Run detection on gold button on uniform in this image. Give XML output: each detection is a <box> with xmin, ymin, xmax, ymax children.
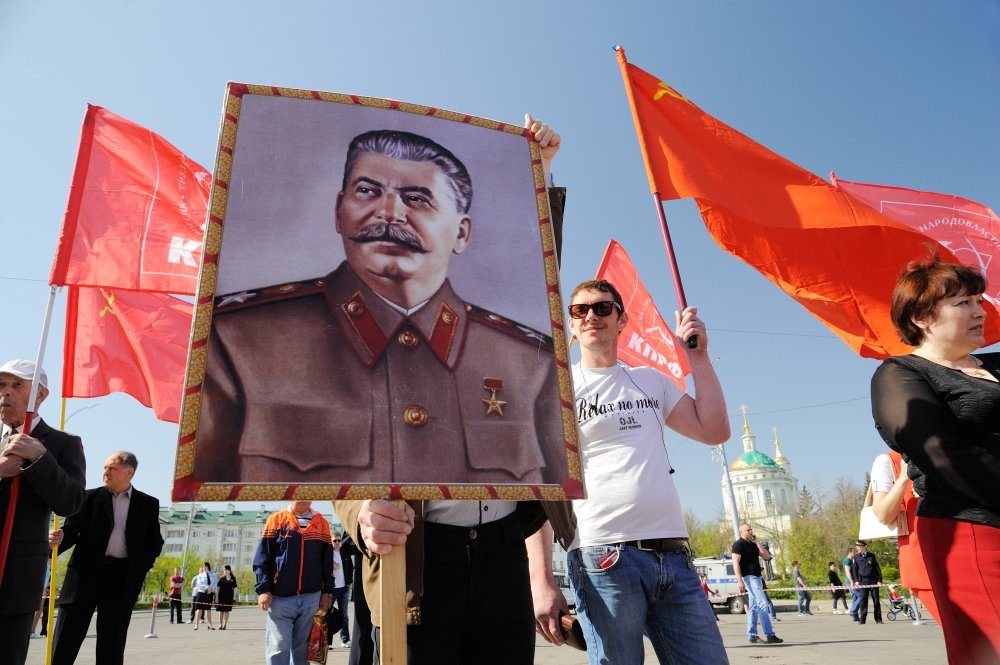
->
<box><xmin>403</xmin><ymin>405</ymin><xmax>429</xmax><ymax>428</ymax></box>
<box><xmin>441</xmin><ymin>311</ymin><xmax>456</xmax><ymax>325</ymax></box>
<box><xmin>397</xmin><ymin>330</ymin><xmax>419</xmax><ymax>348</ymax></box>
<box><xmin>346</xmin><ymin>301</ymin><xmax>364</xmax><ymax>317</ymax></box>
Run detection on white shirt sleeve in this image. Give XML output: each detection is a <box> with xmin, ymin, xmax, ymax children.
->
<box><xmin>869</xmin><ymin>454</ymin><xmax>895</xmax><ymax>493</ymax></box>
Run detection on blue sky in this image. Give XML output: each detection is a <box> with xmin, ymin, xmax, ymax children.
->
<box><xmin>2</xmin><ymin>1</ymin><xmax>998</xmax><ymax>523</ymax></box>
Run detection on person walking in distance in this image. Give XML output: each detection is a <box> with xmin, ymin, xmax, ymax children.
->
<box><xmin>731</xmin><ymin>524</ymin><xmax>783</xmax><ymax>645</ymax></box>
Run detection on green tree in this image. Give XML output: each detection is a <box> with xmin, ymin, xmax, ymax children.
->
<box><xmin>145</xmin><ymin>554</ymin><xmax>183</xmax><ymax>598</ymax></box>
<box><xmin>797</xmin><ymin>485</ymin><xmax>817</xmax><ymax>517</ymax></box>
<box><xmin>786</xmin><ymin>478</ymin><xmax>868</xmax><ymax>588</ymax></box>
<box><xmin>684</xmin><ymin>509</ymin><xmax>731</xmax><ymax>559</ymax></box>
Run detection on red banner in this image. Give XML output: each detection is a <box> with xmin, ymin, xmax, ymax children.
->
<box><xmin>595</xmin><ymin>240</ymin><xmax>690</xmax><ymax>389</ymax></box>
<box><xmin>615</xmin><ymin>50</ymin><xmax>1000</xmax><ymax>358</ymax></box>
<box><xmin>49</xmin><ymin>105</ymin><xmax>211</xmax><ymax>294</ymax></box>
<box><xmin>63</xmin><ymin>286</ymin><xmax>192</xmax><ymax>423</ymax></box>
<box><xmin>832</xmin><ymin>175</ymin><xmax>1000</xmax><ymax>303</ymax></box>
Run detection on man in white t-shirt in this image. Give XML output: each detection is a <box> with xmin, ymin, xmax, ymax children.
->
<box><xmin>566</xmin><ymin>279</ymin><xmax>731</xmax><ymax>665</ymax></box>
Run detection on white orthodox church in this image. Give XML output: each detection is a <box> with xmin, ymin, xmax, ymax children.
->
<box><xmin>721</xmin><ymin>405</ymin><xmax>799</xmax><ymax>544</ymax></box>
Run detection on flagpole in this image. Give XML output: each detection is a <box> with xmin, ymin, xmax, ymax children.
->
<box><xmin>42</xmin><ymin>399</ymin><xmax>69</xmax><ymax>665</ymax></box>
<box><xmin>0</xmin><ymin>285</ymin><xmax>58</xmax><ymax>583</ymax></box>
<box><xmin>615</xmin><ymin>45</ymin><xmax>697</xmax><ymax>348</ymax></box>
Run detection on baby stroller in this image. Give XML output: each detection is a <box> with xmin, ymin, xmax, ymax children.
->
<box><xmin>885</xmin><ymin>585</ymin><xmax>919</xmax><ymax>621</ymax></box>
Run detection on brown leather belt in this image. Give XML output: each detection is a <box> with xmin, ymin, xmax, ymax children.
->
<box><xmin>620</xmin><ymin>538</ymin><xmax>688</xmax><ymax>552</ymax></box>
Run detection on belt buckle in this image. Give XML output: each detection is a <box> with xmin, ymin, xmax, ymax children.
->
<box><xmin>635</xmin><ymin>539</ymin><xmax>656</xmax><ymax>552</ymax></box>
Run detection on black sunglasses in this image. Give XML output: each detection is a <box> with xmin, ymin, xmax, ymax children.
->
<box><xmin>568</xmin><ymin>301</ymin><xmax>622</xmax><ymax>319</ymax></box>
<box><xmin>333</xmin><ymin>539</ymin><xmax>342</xmax><ymax>543</ymax></box>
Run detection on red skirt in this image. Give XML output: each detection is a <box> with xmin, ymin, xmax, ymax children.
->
<box><xmin>918</xmin><ymin>517</ymin><xmax>1000</xmax><ymax>664</ymax></box>
<box><xmin>898</xmin><ymin>494</ymin><xmax>939</xmax><ymax>620</ymax></box>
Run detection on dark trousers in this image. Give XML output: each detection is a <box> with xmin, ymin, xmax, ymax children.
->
<box><xmin>52</xmin><ymin>560</ymin><xmax>133</xmax><ymax>665</ymax></box>
<box><xmin>170</xmin><ymin>595</ymin><xmax>184</xmax><ymax>623</ymax></box>
<box><xmin>0</xmin><ymin>612</ymin><xmax>34</xmax><ymax>665</ymax></box>
<box><xmin>331</xmin><ymin>586</ymin><xmax>351</xmax><ymax>644</ymax></box>
<box><xmin>52</xmin><ymin>600</ymin><xmax>133</xmax><ymax>665</ymax></box>
<box><xmin>857</xmin><ymin>584</ymin><xmax>882</xmax><ymax>623</ymax></box>
<box><xmin>40</xmin><ymin>597</ymin><xmax>50</xmax><ymax>635</ymax></box>
<box><xmin>375</xmin><ymin>512</ymin><xmax>534</xmax><ymax>665</ymax></box>
<box><xmin>349</xmin><ymin>581</ymin><xmax>375</xmax><ymax>665</ymax></box>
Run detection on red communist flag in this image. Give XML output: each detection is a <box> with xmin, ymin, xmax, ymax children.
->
<box><xmin>616</xmin><ymin>49</ymin><xmax>1000</xmax><ymax>358</ymax></box>
<box><xmin>63</xmin><ymin>286</ymin><xmax>193</xmax><ymax>423</ymax></box>
<box><xmin>595</xmin><ymin>240</ymin><xmax>690</xmax><ymax>389</ymax></box>
<box><xmin>50</xmin><ymin>105</ymin><xmax>211</xmax><ymax>294</ymax></box>
<box><xmin>832</xmin><ymin>175</ymin><xmax>1000</xmax><ymax>304</ymax></box>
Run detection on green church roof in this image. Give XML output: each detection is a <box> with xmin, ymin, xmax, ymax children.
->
<box><xmin>731</xmin><ymin>450</ymin><xmax>780</xmax><ymax>470</ymax></box>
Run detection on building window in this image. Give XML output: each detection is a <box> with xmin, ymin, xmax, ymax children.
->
<box><xmin>764</xmin><ymin>489</ymin><xmax>773</xmax><ymax>506</ymax></box>
<box><xmin>745</xmin><ymin>491</ymin><xmax>755</xmax><ymax>508</ymax></box>
<box><xmin>224</xmin><ymin>530</ymin><xmax>237</xmax><ymax>538</ymax></box>
<box><xmin>223</xmin><ymin>543</ymin><xmax>236</xmax><ymax>552</ymax></box>
<box><xmin>166</xmin><ymin>529</ymin><xmax>184</xmax><ymax>539</ymax></box>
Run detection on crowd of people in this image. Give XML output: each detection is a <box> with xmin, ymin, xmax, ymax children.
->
<box><xmin>2</xmin><ymin>110</ymin><xmax>998</xmax><ymax>665</ymax></box>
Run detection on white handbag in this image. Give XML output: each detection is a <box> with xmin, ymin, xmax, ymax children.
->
<box><xmin>858</xmin><ymin>478</ymin><xmax>909</xmax><ymax>541</ymax></box>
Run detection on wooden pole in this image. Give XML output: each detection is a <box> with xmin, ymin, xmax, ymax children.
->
<box><xmin>379</xmin><ymin>543</ymin><xmax>407</xmax><ymax>663</ymax></box>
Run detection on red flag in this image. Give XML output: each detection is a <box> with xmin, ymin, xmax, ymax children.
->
<box><xmin>49</xmin><ymin>105</ymin><xmax>211</xmax><ymax>294</ymax></box>
<box><xmin>595</xmin><ymin>240</ymin><xmax>690</xmax><ymax>389</ymax></box>
<box><xmin>63</xmin><ymin>286</ymin><xmax>192</xmax><ymax>422</ymax></box>
<box><xmin>616</xmin><ymin>50</ymin><xmax>1000</xmax><ymax>358</ymax></box>
<box><xmin>832</xmin><ymin>176</ymin><xmax>1000</xmax><ymax>303</ymax></box>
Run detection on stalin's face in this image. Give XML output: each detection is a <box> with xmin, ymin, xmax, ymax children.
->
<box><xmin>336</xmin><ymin>152</ymin><xmax>472</xmax><ymax>308</ymax></box>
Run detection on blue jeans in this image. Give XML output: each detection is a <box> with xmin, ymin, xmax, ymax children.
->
<box><xmin>331</xmin><ymin>586</ymin><xmax>350</xmax><ymax>643</ymax></box>
<box><xmin>849</xmin><ymin>587</ymin><xmax>862</xmax><ymax>618</ymax></box>
<box><xmin>568</xmin><ymin>545</ymin><xmax>728</xmax><ymax>665</ymax></box>
<box><xmin>796</xmin><ymin>589</ymin><xmax>812</xmax><ymax>613</ymax></box>
<box><xmin>742</xmin><ymin>575</ymin><xmax>776</xmax><ymax>639</ymax></box>
<box><xmin>265</xmin><ymin>591</ymin><xmax>321</xmax><ymax>665</ymax></box>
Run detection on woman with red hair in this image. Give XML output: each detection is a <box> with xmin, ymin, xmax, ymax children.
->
<box><xmin>871</xmin><ymin>254</ymin><xmax>1000</xmax><ymax>664</ymax></box>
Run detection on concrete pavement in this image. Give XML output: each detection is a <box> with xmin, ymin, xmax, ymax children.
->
<box><xmin>25</xmin><ymin>600</ymin><xmax>946</xmax><ymax>664</ymax></box>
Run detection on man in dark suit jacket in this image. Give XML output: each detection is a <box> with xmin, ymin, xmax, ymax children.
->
<box><xmin>49</xmin><ymin>451</ymin><xmax>163</xmax><ymax>665</ymax></box>
<box><xmin>0</xmin><ymin>359</ymin><xmax>86</xmax><ymax>665</ymax></box>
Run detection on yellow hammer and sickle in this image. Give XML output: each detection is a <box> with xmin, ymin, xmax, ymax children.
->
<box><xmin>99</xmin><ymin>290</ymin><xmax>117</xmax><ymax>318</ymax></box>
<box><xmin>653</xmin><ymin>81</ymin><xmax>690</xmax><ymax>103</ymax></box>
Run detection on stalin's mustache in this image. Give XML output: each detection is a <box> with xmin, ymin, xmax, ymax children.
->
<box><xmin>350</xmin><ymin>223</ymin><xmax>427</xmax><ymax>253</ymax></box>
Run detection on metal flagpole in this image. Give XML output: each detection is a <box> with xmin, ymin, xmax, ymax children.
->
<box><xmin>615</xmin><ymin>45</ymin><xmax>698</xmax><ymax>349</ymax></box>
<box><xmin>712</xmin><ymin>443</ymin><xmax>742</xmax><ymax>542</ymax></box>
<box><xmin>0</xmin><ymin>285</ymin><xmax>58</xmax><ymax>583</ymax></box>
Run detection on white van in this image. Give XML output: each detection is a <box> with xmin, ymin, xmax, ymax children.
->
<box><xmin>694</xmin><ymin>557</ymin><xmax>746</xmax><ymax>614</ymax></box>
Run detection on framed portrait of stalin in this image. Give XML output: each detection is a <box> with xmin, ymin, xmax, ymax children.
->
<box><xmin>172</xmin><ymin>83</ymin><xmax>584</xmax><ymax>502</ymax></box>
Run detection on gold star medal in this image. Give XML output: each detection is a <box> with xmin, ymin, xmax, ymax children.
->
<box><xmin>482</xmin><ymin>377</ymin><xmax>507</xmax><ymax>417</ymax></box>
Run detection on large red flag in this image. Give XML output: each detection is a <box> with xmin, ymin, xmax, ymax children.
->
<box><xmin>49</xmin><ymin>105</ymin><xmax>211</xmax><ymax>294</ymax></box>
<box><xmin>63</xmin><ymin>286</ymin><xmax>192</xmax><ymax>422</ymax></box>
<box><xmin>832</xmin><ymin>175</ymin><xmax>1000</xmax><ymax>303</ymax></box>
<box><xmin>616</xmin><ymin>49</ymin><xmax>1000</xmax><ymax>358</ymax></box>
<box><xmin>595</xmin><ymin>240</ymin><xmax>690</xmax><ymax>389</ymax></box>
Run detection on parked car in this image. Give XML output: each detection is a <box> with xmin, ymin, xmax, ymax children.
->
<box><xmin>694</xmin><ymin>557</ymin><xmax>745</xmax><ymax>614</ymax></box>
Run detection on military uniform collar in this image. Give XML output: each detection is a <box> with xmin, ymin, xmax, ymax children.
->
<box><xmin>325</xmin><ymin>262</ymin><xmax>467</xmax><ymax>370</ymax></box>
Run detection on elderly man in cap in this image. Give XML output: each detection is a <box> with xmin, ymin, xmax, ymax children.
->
<box><xmin>0</xmin><ymin>359</ymin><xmax>86</xmax><ymax>664</ymax></box>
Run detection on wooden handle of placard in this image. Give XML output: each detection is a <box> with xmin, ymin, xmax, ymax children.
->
<box><xmin>379</xmin><ymin>541</ymin><xmax>407</xmax><ymax>663</ymax></box>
